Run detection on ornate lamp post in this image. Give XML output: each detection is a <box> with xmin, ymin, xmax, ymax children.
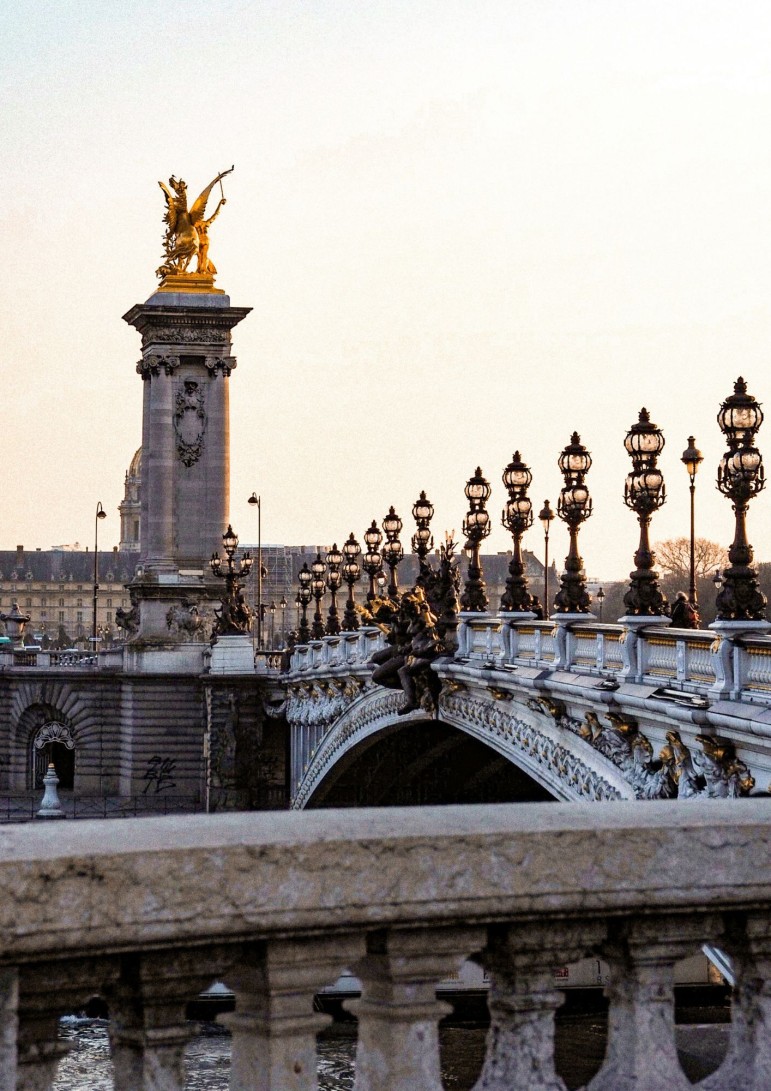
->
<box><xmin>310</xmin><ymin>553</ymin><xmax>326</xmax><ymax>638</ymax></box>
<box><xmin>715</xmin><ymin>377</ymin><xmax>767</xmax><ymax>621</ymax></box>
<box><xmin>325</xmin><ymin>544</ymin><xmax>343</xmax><ymax>635</ymax></box>
<box><xmin>342</xmin><ymin>533</ymin><xmax>362</xmax><ymax>631</ymax></box>
<box><xmin>597</xmin><ymin>587</ymin><xmax>605</xmax><ymax>619</ymax></box>
<box><xmin>362</xmin><ymin>521</ymin><xmax>383</xmax><ymax>603</ymax></box>
<box><xmin>554</xmin><ymin>434</ymin><xmax>593</xmax><ymax>614</ymax></box>
<box><xmin>209</xmin><ymin>524</ymin><xmax>254</xmax><ymax>636</ymax></box>
<box><xmin>296</xmin><ymin>563</ymin><xmax>312</xmax><ymax>643</ymax></box>
<box><xmin>460</xmin><ymin>467</ymin><xmax>492</xmax><ymax>612</ymax></box>
<box><xmin>411</xmin><ymin>491</ymin><xmax>435</xmax><ymax>569</ymax></box>
<box><xmin>382</xmin><ymin>507</ymin><xmax>404</xmax><ymax>599</ymax></box>
<box><xmin>500</xmin><ymin>452</ymin><xmax>534</xmax><ymax>612</ymax></box>
<box><xmin>539</xmin><ymin>500</ymin><xmax>555</xmax><ymax>613</ymax></box>
<box><xmin>681</xmin><ymin>437</ymin><xmax>703</xmax><ymax>605</ymax></box>
<box><xmin>279</xmin><ymin>594</ymin><xmax>287</xmax><ymax>646</ymax></box>
<box><xmin>622</xmin><ymin>408</ymin><xmax>668</xmax><ymax>617</ymax></box>
<box><xmin>268</xmin><ymin>601</ymin><xmax>276</xmax><ymax>646</ymax></box>
<box><xmin>92</xmin><ymin>501</ymin><xmax>107</xmax><ymax>650</ymax></box>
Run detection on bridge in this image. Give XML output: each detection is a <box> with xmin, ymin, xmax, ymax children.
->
<box><xmin>284</xmin><ymin>614</ymin><xmax>771</xmax><ymax>810</ymax></box>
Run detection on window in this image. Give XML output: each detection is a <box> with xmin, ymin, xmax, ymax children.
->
<box><xmin>58</xmin><ymin>611</ymin><xmax>64</xmax><ymax>622</ymax></box>
<box><xmin>76</xmin><ymin>611</ymin><xmax>83</xmax><ymax>623</ymax></box>
<box><xmin>58</xmin><ymin>598</ymin><xmax>64</xmax><ymax>607</ymax></box>
<box><xmin>77</xmin><ymin>585</ymin><xmax>82</xmax><ymax>591</ymax></box>
<box><xmin>41</xmin><ymin>597</ymin><xmax>47</xmax><ymax>607</ymax></box>
<box><xmin>76</xmin><ymin>598</ymin><xmax>83</xmax><ymax>608</ymax></box>
<box><xmin>25</xmin><ymin>598</ymin><xmax>32</xmax><ymax>608</ymax></box>
<box><xmin>106</xmin><ymin>598</ymin><xmax>112</xmax><ymax>607</ymax></box>
<box><xmin>41</xmin><ymin>610</ymin><xmax>47</xmax><ymax>619</ymax></box>
<box><xmin>106</xmin><ymin>612</ymin><xmax>112</xmax><ymax>623</ymax></box>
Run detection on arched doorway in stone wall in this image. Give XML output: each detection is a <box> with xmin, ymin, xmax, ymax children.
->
<box><xmin>30</xmin><ymin>722</ymin><xmax>75</xmax><ymax>791</ymax></box>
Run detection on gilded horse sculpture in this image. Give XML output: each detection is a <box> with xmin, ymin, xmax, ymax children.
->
<box><xmin>156</xmin><ymin>166</ymin><xmax>234</xmax><ymax>279</ymax></box>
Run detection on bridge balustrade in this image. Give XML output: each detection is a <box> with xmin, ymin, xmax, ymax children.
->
<box><xmin>0</xmin><ymin>801</ymin><xmax>768</xmax><ymax>1089</ymax></box>
<box><xmin>454</xmin><ymin>615</ymin><xmax>771</xmax><ymax>704</ymax></box>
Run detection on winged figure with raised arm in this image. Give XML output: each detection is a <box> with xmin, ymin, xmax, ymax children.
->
<box><xmin>156</xmin><ymin>166</ymin><xmax>234</xmax><ymax>280</ymax></box>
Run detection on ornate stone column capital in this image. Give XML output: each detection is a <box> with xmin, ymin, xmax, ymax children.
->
<box><xmin>204</xmin><ymin>355</ymin><xmax>237</xmax><ymax>378</ymax></box>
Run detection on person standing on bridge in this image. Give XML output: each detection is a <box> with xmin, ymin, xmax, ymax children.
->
<box><xmin>671</xmin><ymin>591</ymin><xmax>700</xmax><ymax>629</ymax></box>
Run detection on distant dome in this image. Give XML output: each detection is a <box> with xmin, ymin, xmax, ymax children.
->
<box><xmin>128</xmin><ymin>447</ymin><xmax>142</xmax><ymax>478</ymax></box>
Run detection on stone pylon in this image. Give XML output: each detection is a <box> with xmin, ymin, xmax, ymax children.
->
<box><xmin>122</xmin><ymin>285</ymin><xmax>251</xmax><ymax>667</ymax></box>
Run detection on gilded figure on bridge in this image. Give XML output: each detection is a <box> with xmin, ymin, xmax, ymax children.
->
<box><xmin>156</xmin><ymin>167</ymin><xmax>234</xmax><ymax>280</ymax></box>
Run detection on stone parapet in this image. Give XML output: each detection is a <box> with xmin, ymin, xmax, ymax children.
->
<box><xmin>0</xmin><ymin>801</ymin><xmax>769</xmax><ymax>1088</ymax></box>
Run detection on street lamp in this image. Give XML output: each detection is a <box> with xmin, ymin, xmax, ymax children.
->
<box><xmin>681</xmin><ymin>436</ymin><xmax>703</xmax><ymax>605</ymax></box>
<box><xmin>297</xmin><ymin>563</ymin><xmax>312</xmax><ymax>643</ymax></box>
<box><xmin>715</xmin><ymin>377</ymin><xmax>767</xmax><ymax>621</ymax></box>
<box><xmin>500</xmin><ymin>452</ymin><xmax>534</xmax><ymax>612</ymax></box>
<box><xmin>622</xmin><ymin>408</ymin><xmax>668</xmax><ymax>617</ymax></box>
<box><xmin>460</xmin><ymin>467</ymin><xmax>492</xmax><ymax>612</ymax></box>
<box><xmin>209</xmin><ymin>524</ymin><xmax>254</xmax><ymax>635</ymax></box>
<box><xmin>597</xmin><ymin>587</ymin><xmax>605</xmax><ymax>619</ymax></box>
<box><xmin>382</xmin><ymin>507</ymin><xmax>404</xmax><ymax>599</ymax></box>
<box><xmin>325</xmin><ymin>544</ymin><xmax>343</xmax><ymax>635</ymax></box>
<box><xmin>247</xmin><ymin>493</ymin><xmax>263</xmax><ymax>648</ymax></box>
<box><xmin>268</xmin><ymin>600</ymin><xmax>276</xmax><ymax>647</ymax></box>
<box><xmin>279</xmin><ymin>594</ymin><xmax>287</xmax><ymax>646</ymax></box>
<box><xmin>310</xmin><ymin>553</ymin><xmax>326</xmax><ymax>638</ymax></box>
<box><xmin>92</xmin><ymin>501</ymin><xmax>107</xmax><ymax>650</ymax></box>
<box><xmin>539</xmin><ymin>500</ymin><xmax>555</xmax><ymax>614</ymax></box>
<box><xmin>342</xmin><ymin>532</ymin><xmax>362</xmax><ymax>631</ymax></box>
<box><xmin>411</xmin><ymin>490</ymin><xmax>434</xmax><ymax>572</ymax></box>
<box><xmin>554</xmin><ymin>433</ymin><xmax>593</xmax><ymax>614</ymax></box>
<box><xmin>362</xmin><ymin>521</ymin><xmax>383</xmax><ymax>603</ymax></box>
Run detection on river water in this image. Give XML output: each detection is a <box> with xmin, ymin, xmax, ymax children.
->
<box><xmin>52</xmin><ymin>1015</ymin><xmax>728</xmax><ymax>1090</ymax></box>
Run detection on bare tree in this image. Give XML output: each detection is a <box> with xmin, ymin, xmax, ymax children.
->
<box><xmin>653</xmin><ymin>537</ymin><xmax>728</xmax><ymax>579</ymax></box>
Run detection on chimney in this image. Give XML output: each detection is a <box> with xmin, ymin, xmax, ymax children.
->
<box><xmin>15</xmin><ymin>545</ymin><xmax>23</xmax><ymax>564</ymax></box>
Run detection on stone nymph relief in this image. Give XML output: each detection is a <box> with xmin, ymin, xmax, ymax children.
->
<box><xmin>174</xmin><ymin>379</ymin><xmax>207</xmax><ymax>466</ymax></box>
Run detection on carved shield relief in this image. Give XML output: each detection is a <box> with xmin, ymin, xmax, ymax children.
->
<box><xmin>174</xmin><ymin>380</ymin><xmax>207</xmax><ymax>467</ymax></box>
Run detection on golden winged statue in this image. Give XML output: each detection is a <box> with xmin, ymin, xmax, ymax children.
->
<box><xmin>156</xmin><ymin>167</ymin><xmax>234</xmax><ymax>282</ymax></box>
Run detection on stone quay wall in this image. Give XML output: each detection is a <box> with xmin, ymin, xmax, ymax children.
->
<box><xmin>0</xmin><ymin>799</ymin><xmax>769</xmax><ymax>1089</ymax></box>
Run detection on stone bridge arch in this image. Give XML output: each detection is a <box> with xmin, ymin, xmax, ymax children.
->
<box><xmin>290</xmin><ymin>683</ymin><xmax>632</xmax><ymax>809</ymax></box>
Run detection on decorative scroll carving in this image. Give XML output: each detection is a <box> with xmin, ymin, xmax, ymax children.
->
<box><xmin>174</xmin><ymin>380</ymin><xmax>207</xmax><ymax>466</ymax></box>
<box><xmin>204</xmin><ymin>355</ymin><xmax>237</xmax><ymax>378</ymax></box>
<box><xmin>442</xmin><ymin>691</ymin><xmax>623</xmax><ymax>801</ymax></box>
<box><xmin>33</xmin><ymin>722</ymin><xmax>75</xmax><ymax>751</ymax></box>
<box><xmin>136</xmin><ymin>354</ymin><xmax>180</xmax><ymax>380</ymax></box>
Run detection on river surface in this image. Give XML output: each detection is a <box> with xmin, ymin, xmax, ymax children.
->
<box><xmin>53</xmin><ymin>1015</ymin><xmax>729</xmax><ymax>1089</ymax></box>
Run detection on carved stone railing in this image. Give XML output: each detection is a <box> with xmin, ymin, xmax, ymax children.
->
<box><xmin>0</xmin><ymin>801</ymin><xmax>769</xmax><ymax>1090</ymax></box>
<box><xmin>455</xmin><ymin>614</ymin><xmax>771</xmax><ymax>704</ymax></box>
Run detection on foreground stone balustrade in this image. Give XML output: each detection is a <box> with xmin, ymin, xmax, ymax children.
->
<box><xmin>0</xmin><ymin>801</ymin><xmax>768</xmax><ymax>1088</ymax></box>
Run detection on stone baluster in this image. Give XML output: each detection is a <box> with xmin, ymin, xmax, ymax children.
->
<box><xmin>16</xmin><ymin>958</ymin><xmax>115</xmax><ymax>1091</ymax></box>
<box><xmin>700</xmin><ymin>911</ymin><xmax>771</xmax><ymax>1090</ymax></box>
<box><xmin>223</xmin><ymin>934</ymin><xmax>364</xmax><ymax>1091</ymax></box>
<box><xmin>588</xmin><ymin>915</ymin><xmax>717</xmax><ymax>1091</ymax></box>
<box><xmin>0</xmin><ymin>969</ymin><xmax>17</xmax><ymax>1091</ymax></box>
<box><xmin>108</xmin><ymin>949</ymin><xmax>223</xmax><ymax>1091</ymax></box>
<box><xmin>472</xmin><ymin>919</ymin><xmax>603</xmax><ymax>1091</ymax></box>
<box><xmin>352</xmin><ymin>926</ymin><xmax>484</xmax><ymax>1091</ymax></box>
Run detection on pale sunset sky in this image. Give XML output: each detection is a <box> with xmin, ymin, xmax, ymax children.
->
<box><xmin>2</xmin><ymin>1</ymin><xmax>771</xmax><ymax>580</ymax></box>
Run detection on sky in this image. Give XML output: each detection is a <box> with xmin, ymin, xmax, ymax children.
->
<box><xmin>2</xmin><ymin>0</ymin><xmax>771</xmax><ymax>580</ymax></box>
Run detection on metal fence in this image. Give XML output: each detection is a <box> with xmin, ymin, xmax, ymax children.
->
<box><xmin>0</xmin><ymin>794</ymin><xmax>203</xmax><ymax>823</ymax></box>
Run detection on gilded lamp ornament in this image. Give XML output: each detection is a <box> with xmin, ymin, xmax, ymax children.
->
<box><xmin>500</xmin><ymin>452</ymin><xmax>535</xmax><ymax>613</ymax></box>
<box><xmin>622</xmin><ymin>408</ymin><xmax>668</xmax><ymax>617</ymax></box>
<box><xmin>554</xmin><ymin>433</ymin><xmax>593</xmax><ymax>614</ymax></box>
<box><xmin>715</xmin><ymin>377</ymin><xmax>767</xmax><ymax>622</ymax></box>
<box><xmin>156</xmin><ymin>166</ymin><xmax>234</xmax><ymax>288</ymax></box>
